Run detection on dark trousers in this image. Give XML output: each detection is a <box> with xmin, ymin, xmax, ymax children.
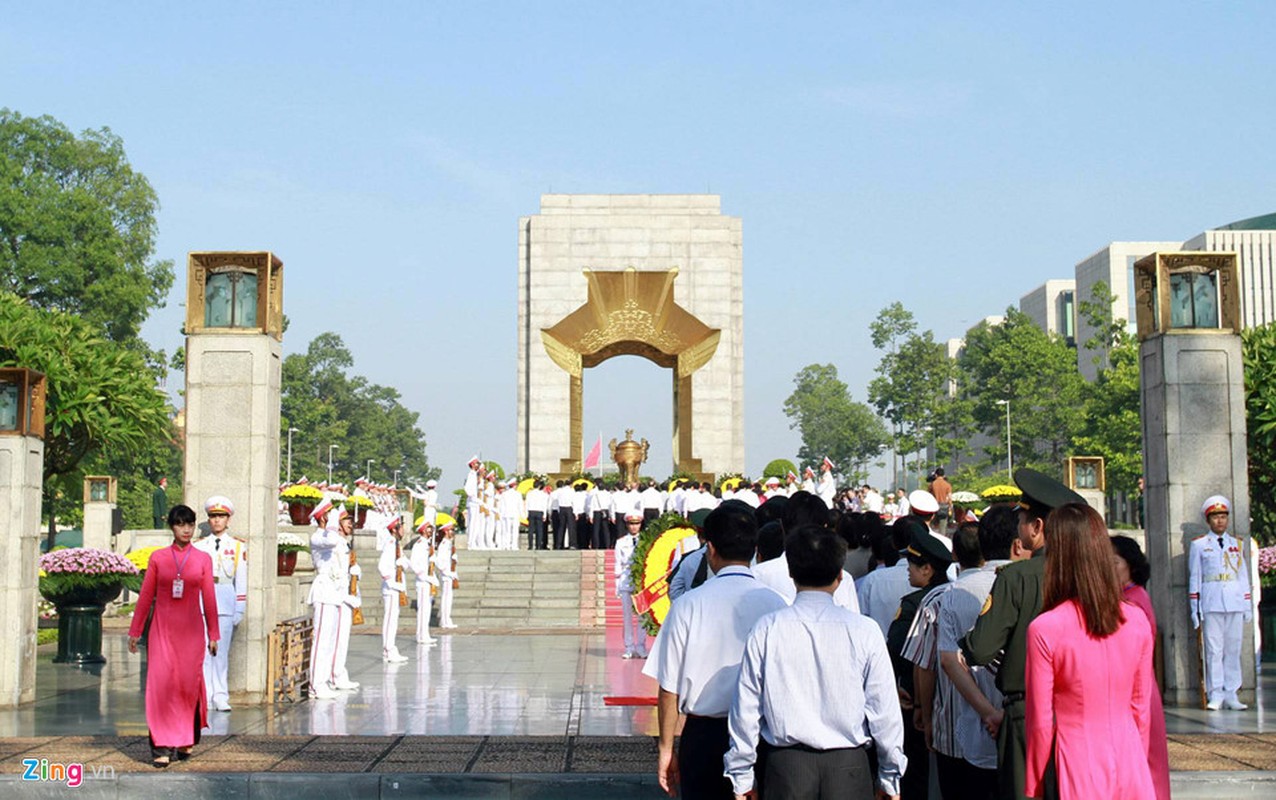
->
<box><xmin>527</xmin><ymin>511</ymin><xmax>545</xmax><ymax>550</ymax></box>
<box><xmin>557</xmin><ymin>509</ymin><xmax>574</xmax><ymax>549</ymax></box>
<box><xmin>900</xmin><ymin>712</ymin><xmax>928</xmax><ymax>800</ymax></box>
<box><xmin>935</xmin><ymin>752</ymin><xmax>997</xmax><ymax>800</ymax></box>
<box><xmin>642</xmin><ymin>508</ymin><xmax>660</xmax><ymax>529</ymax></box>
<box><xmin>575</xmin><ymin>514</ymin><xmax>590</xmax><ymax>549</ymax></box>
<box><xmin>998</xmin><ymin>696</ymin><xmax>1056</xmax><ymax>800</ymax></box>
<box><xmin>591</xmin><ymin>512</ymin><xmax>608</xmax><ymax>550</ymax></box>
<box><xmin>678</xmin><ymin>715</ymin><xmax>734</xmax><ymax>800</ymax></box>
<box><xmin>612</xmin><ymin>513</ymin><xmax>626</xmax><ymax>546</ymax></box>
<box><xmin>760</xmin><ymin>741</ymin><xmax>873</xmax><ymax>800</ymax></box>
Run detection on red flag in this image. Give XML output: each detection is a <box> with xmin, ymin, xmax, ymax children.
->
<box><xmin>583</xmin><ymin>434</ymin><xmax>602</xmax><ymax>469</ymax></box>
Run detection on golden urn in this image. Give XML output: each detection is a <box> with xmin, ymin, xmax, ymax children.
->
<box><xmin>609</xmin><ymin>429</ymin><xmax>650</xmax><ymax>486</ymax></box>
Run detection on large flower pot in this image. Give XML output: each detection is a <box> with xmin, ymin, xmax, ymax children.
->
<box><xmin>43</xmin><ymin>583</ymin><xmax>125</xmax><ymax>665</ymax></box>
<box><xmin>287</xmin><ymin>502</ymin><xmax>314</xmax><ymax>525</ymax></box>
<box><xmin>1261</xmin><ymin>594</ymin><xmax>1276</xmax><ymax>663</ymax></box>
<box><xmin>277</xmin><ymin>550</ymin><xmax>298</xmax><ymax>577</ymax></box>
<box><xmin>355</xmin><ymin>507</ymin><xmax>368</xmax><ymax>529</ymax></box>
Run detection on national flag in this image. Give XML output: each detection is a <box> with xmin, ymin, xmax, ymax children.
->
<box><xmin>583</xmin><ymin>434</ymin><xmax>603</xmax><ymax>469</ymax></box>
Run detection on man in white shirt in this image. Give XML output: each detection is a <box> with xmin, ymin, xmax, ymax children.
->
<box><xmin>725</xmin><ymin>524</ymin><xmax>906</xmax><ymax>799</ymax></box>
<box><xmin>643</xmin><ymin>504</ymin><xmax>786</xmax><ymax>799</ymax></box>
<box><xmin>640</xmin><ymin>480</ymin><xmax>664</xmax><ymax>528</ymax></box>
<box><xmin>856</xmin><ymin>521</ymin><xmax>917</xmax><ymax>638</ymax></box>
<box><xmin>525</xmin><ymin>480</ymin><xmax>549</xmax><ymax>550</ymax></box>
<box><xmin>817</xmin><ymin>457</ymin><xmax>837</xmax><ymax>509</ymax></box>
<box><xmin>752</xmin><ymin>521</ymin><xmax>861</xmax><ymax>613</ymax></box>
<box><xmin>569</xmin><ymin>481</ymin><xmax>588</xmax><ymax>549</ymax></box>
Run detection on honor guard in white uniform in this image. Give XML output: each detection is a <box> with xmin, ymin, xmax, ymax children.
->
<box><xmin>378</xmin><ymin>516</ymin><xmax>410</xmax><ymax>662</ymax></box>
<box><xmin>614</xmin><ymin>512</ymin><xmax>647</xmax><ymax>658</ymax></box>
<box><xmin>501</xmin><ymin>478</ymin><xmax>523</xmax><ymax>550</ymax></box>
<box><xmin>817</xmin><ymin>457</ymin><xmax>837</xmax><ymax>509</ymax></box>
<box><xmin>307</xmin><ymin>501</ymin><xmax>361</xmax><ymax>699</ymax></box>
<box><xmin>479</xmin><ymin>471</ymin><xmax>497</xmax><ymax>550</ymax></box>
<box><xmin>463</xmin><ymin>457</ymin><xmax>484</xmax><ymax>549</ymax></box>
<box><xmin>801</xmin><ymin>467</ymin><xmax>816</xmax><ymax>495</ymax></box>
<box><xmin>196</xmin><ymin>496</ymin><xmax>247</xmax><ymax>712</ymax></box>
<box><xmin>411</xmin><ymin>518</ymin><xmax>438</xmax><ymax>644</ymax></box>
<box><xmin>1190</xmin><ymin>495</ymin><xmax>1253</xmax><ymax>710</ymax></box>
<box><xmin>763</xmin><ymin>476</ymin><xmax>783</xmax><ymax>499</ymax></box>
<box><xmin>433</xmin><ymin>517</ymin><xmax>458</xmax><ymax>628</ymax></box>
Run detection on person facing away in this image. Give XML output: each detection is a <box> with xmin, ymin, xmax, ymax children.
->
<box><xmin>1025</xmin><ymin>503</ymin><xmax>1156</xmax><ymax>800</ymax></box>
<box><xmin>725</xmin><ymin>524</ymin><xmax>905</xmax><ymax>800</ymax></box>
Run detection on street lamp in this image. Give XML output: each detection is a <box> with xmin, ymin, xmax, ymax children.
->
<box><xmin>367</xmin><ymin>459</ymin><xmax>375</xmax><ymax>481</ymax></box>
<box><xmin>393</xmin><ymin>469</ymin><xmax>401</xmax><ymax>487</ymax></box>
<box><xmin>996</xmin><ymin>399</ymin><xmax>1012</xmax><ymax>477</ymax></box>
<box><xmin>286</xmin><ymin>427</ymin><xmax>299</xmax><ymax>483</ymax></box>
<box><xmin>327</xmin><ymin>444</ymin><xmax>339</xmax><ymax>485</ymax></box>
<box><xmin>921</xmin><ymin>425</ymin><xmax>934</xmax><ymax>472</ymax></box>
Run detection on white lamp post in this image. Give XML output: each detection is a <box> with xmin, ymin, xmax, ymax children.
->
<box><xmin>996</xmin><ymin>399</ymin><xmax>1012</xmax><ymax>477</ymax></box>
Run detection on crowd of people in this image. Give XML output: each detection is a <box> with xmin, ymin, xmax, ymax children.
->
<box><xmin>124</xmin><ymin>457</ymin><xmax>1252</xmax><ymax>797</ymax></box>
<box><xmin>625</xmin><ymin>467</ymin><xmax>1251</xmax><ymax>800</ymax></box>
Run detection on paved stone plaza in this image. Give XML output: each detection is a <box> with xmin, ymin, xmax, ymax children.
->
<box><xmin>1</xmin><ymin>626</ymin><xmax>1275</xmax><ymax>797</ymax></box>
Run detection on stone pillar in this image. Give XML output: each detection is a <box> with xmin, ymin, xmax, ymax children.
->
<box><xmin>82</xmin><ymin>501</ymin><xmax>115</xmax><ymax>552</ymax></box>
<box><xmin>184</xmin><ymin>333</ymin><xmax>281</xmax><ymax>704</ymax></box>
<box><xmin>0</xmin><ymin>434</ymin><xmax>43</xmax><ymax>707</ymax></box>
<box><xmin>1141</xmin><ymin>332</ymin><xmax>1254</xmax><ymax>706</ymax></box>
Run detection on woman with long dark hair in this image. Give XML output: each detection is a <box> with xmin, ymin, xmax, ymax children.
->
<box><xmin>1111</xmin><ymin>535</ymin><xmax>1171</xmax><ymax>800</ymax></box>
<box><xmin>1024</xmin><ymin>504</ymin><xmax>1155</xmax><ymax>799</ymax></box>
<box><xmin>128</xmin><ymin>504</ymin><xmax>220</xmax><ymax>767</ymax></box>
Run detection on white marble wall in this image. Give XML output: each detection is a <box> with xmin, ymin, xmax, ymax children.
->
<box><xmin>517</xmin><ymin>195</ymin><xmax>744</xmax><ymax>476</ymax></box>
<box><xmin>0</xmin><ymin>435</ymin><xmax>42</xmax><ymax>707</ymax></box>
<box><xmin>82</xmin><ymin>502</ymin><xmax>115</xmax><ymax>552</ymax></box>
<box><xmin>184</xmin><ymin>333</ymin><xmax>281</xmax><ymax>703</ymax></box>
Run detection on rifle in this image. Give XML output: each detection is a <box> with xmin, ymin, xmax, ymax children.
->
<box><xmin>349</xmin><ymin>541</ymin><xmax>364</xmax><ymax>626</ymax></box>
<box><xmin>395</xmin><ymin>539</ymin><xmax>408</xmax><ymax>608</ymax></box>
<box><xmin>1196</xmin><ymin>623</ymin><xmax>1207</xmax><ymax>709</ymax></box>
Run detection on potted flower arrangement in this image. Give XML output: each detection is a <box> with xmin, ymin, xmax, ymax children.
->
<box><xmin>277</xmin><ymin>532</ymin><xmax>309</xmax><ymax>576</ymax></box>
<box><xmin>981</xmin><ymin>484</ymin><xmax>1022</xmax><ymax>505</ymax></box>
<box><xmin>38</xmin><ymin>547</ymin><xmax>141</xmax><ymax>665</ymax></box>
<box><xmin>343</xmin><ymin>493</ymin><xmax>374</xmax><ymax>528</ymax></box>
<box><xmin>1259</xmin><ymin>545</ymin><xmax>1276</xmax><ymax>663</ymax></box>
<box><xmin>280</xmin><ymin>483</ymin><xmax>325</xmax><ymax>525</ymax></box>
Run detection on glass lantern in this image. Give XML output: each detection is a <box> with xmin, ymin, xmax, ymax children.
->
<box><xmin>186</xmin><ymin>252</ymin><xmax>284</xmax><ymax>339</ymax></box>
<box><xmin>0</xmin><ymin>368</ymin><xmax>46</xmax><ymax>438</ymax></box>
<box><xmin>1134</xmin><ymin>252</ymin><xmax>1239</xmax><ymax>340</ymax></box>
<box><xmin>0</xmin><ymin>381</ymin><xmax>17</xmax><ymax>432</ymax></box>
<box><xmin>204</xmin><ymin>267</ymin><xmax>260</xmax><ymax>329</ymax></box>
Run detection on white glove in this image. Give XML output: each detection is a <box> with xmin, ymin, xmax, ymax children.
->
<box><xmin>346</xmin><ymin>594</ymin><xmax>362</xmax><ymax>609</ymax></box>
<box><xmin>388</xmin><ymin>581</ymin><xmax>406</xmax><ymax>593</ymax></box>
<box><xmin>424</xmin><ymin>574</ymin><xmax>440</xmax><ymax>587</ymax></box>
<box><xmin>233</xmin><ymin>611</ymin><xmax>244</xmax><ymax>627</ymax></box>
<box><xmin>396</xmin><ymin>557</ymin><xmax>411</xmax><ymax>569</ymax></box>
<box><xmin>348</xmin><ymin>564</ymin><xmax>362</xmax><ymax>577</ymax></box>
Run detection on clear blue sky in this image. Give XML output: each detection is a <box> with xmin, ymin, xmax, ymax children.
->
<box><xmin>4</xmin><ymin>3</ymin><xmax>1273</xmax><ymax>491</ymax></box>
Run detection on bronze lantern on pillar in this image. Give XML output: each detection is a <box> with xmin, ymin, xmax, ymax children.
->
<box><xmin>1133</xmin><ymin>252</ymin><xmax>1241</xmax><ymax>340</ymax></box>
<box><xmin>0</xmin><ymin>368</ymin><xmax>46</xmax><ymax>439</ymax></box>
<box><xmin>186</xmin><ymin>252</ymin><xmax>284</xmax><ymax>339</ymax></box>
<box><xmin>83</xmin><ymin>476</ymin><xmax>118</xmax><ymax>504</ymax></box>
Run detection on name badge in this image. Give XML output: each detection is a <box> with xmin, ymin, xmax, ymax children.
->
<box><xmin>172</xmin><ymin>578</ymin><xmax>184</xmax><ymax>599</ymax></box>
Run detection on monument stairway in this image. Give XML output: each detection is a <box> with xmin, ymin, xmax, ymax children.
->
<box><xmin>350</xmin><ymin>538</ymin><xmax>612</xmax><ymax>630</ymax></box>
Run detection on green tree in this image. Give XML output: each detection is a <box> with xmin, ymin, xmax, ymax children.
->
<box><xmin>1071</xmin><ymin>281</ymin><xmax>1142</xmax><ymax>494</ymax></box>
<box><xmin>958</xmin><ymin>309</ymin><xmax>1086</xmax><ymax>478</ymax></box>
<box><xmin>0</xmin><ymin>109</ymin><xmax>173</xmax><ymax>342</ymax></box>
<box><xmin>868</xmin><ymin>303</ymin><xmax>957</xmax><ymax>481</ymax></box>
<box><xmin>0</xmin><ymin>293</ymin><xmax>173</xmax><ymax>542</ymax></box>
<box><xmin>280</xmin><ymin>332</ymin><xmax>439</xmax><ymax>487</ymax></box>
<box><xmin>783</xmin><ymin>364</ymin><xmax>889</xmax><ymax>483</ymax></box>
<box><xmin>762</xmin><ymin>458</ymin><xmax>798</xmax><ymax>479</ymax></box>
<box><xmin>1242</xmin><ymin>323</ymin><xmax>1276</xmax><ymax>544</ymax></box>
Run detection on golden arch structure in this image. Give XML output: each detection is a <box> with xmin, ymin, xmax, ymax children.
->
<box><xmin>516</xmin><ymin>194</ymin><xmax>744</xmax><ymax>480</ymax></box>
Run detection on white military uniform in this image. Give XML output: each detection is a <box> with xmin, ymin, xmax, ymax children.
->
<box><xmin>614</xmin><ymin>526</ymin><xmax>646</xmax><ymax>658</ymax></box>
<box><xmin>433</xmin><ymin>534</ymin><xmax>458</xmax><ymax>628</ymax></box>
<box><xmin>307</xmin><ymin>521</ymin><xmax>359</xmax><ymax>696</ymax></box>
<box><xmin>1190</xmin><ymin>495</ymin><xmax>1252</xmax><ymax>709</ymax></box>
<box><xmin>817</xmin><ymin>469</ymin><xmax>837</xmax><ymax>508</ymax></box>
<box><xmin>378</xmin><ymin>528</ymin><xmax>409</xmax><ymax>662</ymax></box>
<box><xmin>410</xmin><ymin>531</ymin><xmax>437</xmax><ymax>644</ymax></box>
<box><xmin>463</xmin><ymin>462</ymin><xmax>483</xmax><ymax>549</ymax></box>
<box><xmin>195</xmin><ymin>530</ymin><xmax>246</xmax><ymax>711</ymax></box>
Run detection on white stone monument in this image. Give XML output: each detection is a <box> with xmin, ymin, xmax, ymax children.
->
<box><xmin>517</xmin><ymin>195</ymin><xmax>744</xmax><ymax>478</ymax></box>
<box><xmin>1136</xmin><ymin>250</ymin><xmax>1255</xmax><ymax>706</ymax></box>
<box><xmin>183</xmin><ymin>252</ymin><xmax>283</xmax><ymax>704</ymax></box>
<box><xmin>82</xmin><ymin>476</ymin><xmax>117</xmax><ymax>552</ymax></box>
<box><xmin>0</xmin><ymin>368</ymin><xmax>46</xmax><ymax>707</ymax></box>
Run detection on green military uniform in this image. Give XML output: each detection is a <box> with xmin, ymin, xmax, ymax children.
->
<box><xmin>961</xmin><ymin>551</ymin><xmax>1049</xmax><ymax>800</ymax></box>
<box><xmin>152</xmin><ymin>483</ymin><xmax>168</xmax><ymax>528</ymax></box>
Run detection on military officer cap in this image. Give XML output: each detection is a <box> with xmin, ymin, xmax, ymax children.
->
<box><xmin>386</xmin><ymin>515</ymin><xmax>402</xmax><ymax>531</ymax></box>
<box><xmin>1201</xmin><ymin>495</ymin><xmax>1230</xmax><ymax>518</ymax></box>
<box><xmin>205</xmin><ymin>495</ymin><xmax>235</xmax><ymax>516</ymax></box>
<box><xmin>688</xmin><ymin>508</ymin><xmax>712</xmax><ymax>530</ymax></box>
<box><xmin>1013</xmin><ymin>467</ymin><xmax>1085</xmax><ymax>518</ymax></box>
<box><xmin>902</xmin><ymin>528</ymin><xmax>952</xmax><ymax>570</ymax></box>
<box><xmin>908</xmin><ymin>490</ymin><xmax>939</xmax><ymax>516</ymax></box>
<box><xmin>426</xmin><ymin>479</ymin><xmax>438</xmax><ymax>489</ymax></box>
<box><xmin>624</xmin><ymin>510</ymin><xmax>644</xmax><ymax>523</ymax></box>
